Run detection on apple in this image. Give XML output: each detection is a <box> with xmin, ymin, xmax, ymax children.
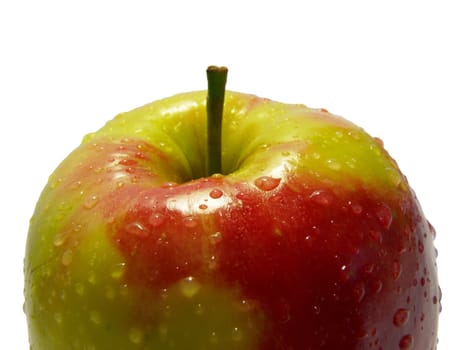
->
<box><xmin>24</xmin><ymin>67</ymin><xmax>440</xmax><ymax>349</ymax></box>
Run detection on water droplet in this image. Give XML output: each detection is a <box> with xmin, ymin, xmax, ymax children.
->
<box><xmin>83</xmin><ymin>195</ymin><xmax>99</xmax><ymax>209</ymax></box>
<box><xmin>310</xmin><ymin>189</ymin><xmax>335</xmax><ymax>206</ymax></box>
<box><xmin>418</xmin><ymin>240</ymin><xmax>425</xmax><ymax>253</ymax></box>
<box><xmin>386</xmin><ymin>167</ymin><xmax>402</xmax><ymax>187</ymax></box>
<box><xmin>209</xmin><ymin>331</ymin><xmax>218</xmax><ymax>344</ymax></box>
<box><xmin>304</xmin><ymin>235</ymin><xmax>314</xmax><ymax>248</ymax></box>
<box><xmin>345</xmin><ymin>158</ymin><xmax>357</xmax><ymax>169</ymax></box>
<box><xmin>75</xmin><ymin>283</ymin><xmax>85</xmax><ymax>296</ymax></box>
<box><xmin>370</xmin><ymin>143</ymin><xmax>382</xmax><ymax>156</ymax></box>
<box><xmin>254</xmin><ymin>176</ymin><xmax>281</xmax><ymax>191</ymax></box>
<box><xmin>54</xmin><ymin>312</ymin><xmax>63</xmax><ymax>324</ymax></box>
<box><xmin>179</xmin><ymin>276</ymin><xmax>201</xmax><ymax>298</ymax></box>
<box><xmin>111</xmin><ymin>263</ymin><xmax>126</xmax><ymax>280</ymax></box>
<box><xmin>232</xmin><ymin>327</ymin><xmax>243</xmax><ymax>342</ymax></box>
<box><xmin>209</xmin><ymin>232</ymin><xmax>223</xmax><ymax>245</ymax></box>
<box><xmin>374</xmin><ymin>137</ymin><xmax>384</xmax><ymax>147</ymax></box>
<box><xmin>399</xmin><ymin>334</ymin><xmax>414</xmax><ymax>349</ymax></box>
<box><xmin>129</xmin><ymin>327</ymin><xmax>144</xmax><ymax>344</ymax></box>
<box><xmin>53</xmin><ymin>233</ymin><xmax>66</xmax><ymax>247</ymax></box>
<box><xmin>120</xmin><ymin>284</ymin><xmax>129</xmax><ymax>298</ymax></box>
<box><xmin>183</xmin><ymin>216</ymin><xmax>198</xmax><ymax>228</ymax></box>
<box><xmin>61</xmin><ymin>249</ymin><xmax>73</xmax><ymax>266</ymax></box>
<box><xmin>428</xmin><ymin>221</ymin><xmax>437</xmax><ymax>238</ymax></box>
<box><xmin>90</xmin><ymin>310</ymin><xmax>101</xmax><ymax>325</ymax></box>
<box><xmin>125</xmin><ymin>222</ymin><xmax>149</xmax><ymax>238</ymax></box>
<box><xmin>393</xmin><ymin>308</ymin><xmax>410</xmax><ymax>327</ymax></box>
<box><xmin>369</xmin><ymin>230</ymin><xmax>383</xmax><ymax>244</ymax></box>
<box><xmin>326</xmin><ymin>159</ymin><xmax>342</xmax><ymax>171</ymax></box>
<box><xmin>235</xmin><ymin>191</ymin><xmax>248</xmax><ymax>200</ymax></box>
<box><xmin>195</xmin><ymin>303</ymin><xmax>204</xmax><ymax>315</ymax></box>
<box><xmin>352</xmin><ymin>283</ymin><xmax>366</xmax><ymax>303</ymax></box>
<box><xmin>274</xmin><ymin>227</ymin><xmax>282</xmax><ymax>236</ymax></box>
<box><xmin>163</xmin><ymin>304</ymin><xmax>172</xmax><ymax>318</ymax></box>
<box><xmin>208</xmin><ymin>255</ymin><xmax>218</xmax><ymax>270</ymax></box>
<box><xmin>355</xmin><ymin>328</ymin><xmax>368</xmax><ymax>339</ymax></box>
<box><xmin>48</xmin><ymin>177</ymin><xmax>63</xmax><ymax>189</ymax></box>
<box><xmin>392</xmin><ymin>260</ymin><xmax>402</xmax><ymax>280</ymax></box>
<box><xmin>119</xmin><ymin>159</ymin><xmax>137</xmax><ymax>166</ymax></box>
<box><xmin>209</xmin><ymin>188</ymin><xmax>223</xmax><ymax>199</ymax></box>
<box><xmin>148</xmin><ymin>213</ymin><xmax>165</xmax><ymax>227</ymax></box>
<box><xmin>339</xmin><ymin>264</ymin><xmax>350</xmax><ymax>281</ymax></box>
<box><xmin>70</xmin><ymin>180</ymin><xmax>82</xmax><ymax>190</ymax></box>
<box><xmin>161</xmin><ymin>182</ymin><xmax>178</xmax><ymax>189</ymax></box>
<box><xmin>363</xmin><ymin>263</ymin><xmax>375</xmax><ymax>274</ymax></box>
<box><xmin>349</xmin><ymin>201</ymin><xmax>363</xmax><ymax>215</ymax></box>
<box><xmin>375</xmin><ymin>203</ymin><xmax>393</xmax><ymax>229</ymax></box>
<box><xmin>88</xmin><ymin>271</ymin><xmax>97</xmax><ymax>285</ymax></box>
<box><xmin>237</xmin><ymin>299</ymin><xmax>254</xmax><ymax>313</ymax></box>
<box><xmin>371</xmin><ymin>279</ymin><xmax>383</xmax><ymax>294</ymax></box>
<box><xmin>135</xmin><ymin>152</ymin><xmax>148</xmax><ymax>160</ymax></box>
<box><xmin>312</xmin><ymin>305</ymin><xmax>321</xmax><ymax>315</ymax></box>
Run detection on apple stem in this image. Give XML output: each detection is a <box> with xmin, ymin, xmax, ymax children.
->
<box><xmin>206</xmin><ymin>66</ymin><xmax>228</xmax><ymax>176</ymax></box>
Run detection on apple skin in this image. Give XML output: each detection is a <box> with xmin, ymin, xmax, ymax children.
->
<box><xmin>24</xmin><ymin>91</ymin><xmax>440</xmax><ymax>349</ymax></box>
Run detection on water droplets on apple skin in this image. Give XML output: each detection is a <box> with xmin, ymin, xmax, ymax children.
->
<box><xmin>61</xmin><ymin>248</ymin><xmax>73</xmax><ymax>266</ymax></box>
<box><xmin>209</xmin><ymin>231</ymin><xmax>223</xmax><ymax>245</ymax></box>
<box><xmin>148</xmin><ymin>212</ymin><xmax>166</xmax><ymax>227</ymax></box>
<box><xmin>128</xmin><ymin>327</ymin><xmax>144</xmax><ymax>344</ymax></box>
<box><xmin>399</xmin><ymin>334</ymin><xmax>414</xmax><ymax>349</ymax></box>
<box><xmin>352</xmin><ymin>283</ymin><xmax>366</xmax><ymax>303</ymax></box>
<box><xmin>254</xmin><ymin>176</ymin><xmax>281</xmax><ymax>191</ymax></box>
<box><xmin>89</xmin><ymin>310</ymin><xmax>102</xmax><ymax>325</ymax></box>
<box><xmin>310</xmin><ymin>189</ymin><xmax>335</xmax><ymax>207</ymax></box>
<box><xmin>326</xmin><ymin>158</ymin><xmax>342</xmax><ymax>171</ymax></box>
<box><xmin>348</xmin><ymin>201</ymin><xmax>363</xmax><ymax>215</ymax></box>
<box><xmin>179</xmin><ymin>276</ymin><xmax>201</xmax><ymax>298</ymax></box>
<box><xmin>393</xmin><ymin>308</ymin><xmax>410</xmax><ymax>327</ymax></box>
<box><xmin>375</xmin><ymin>203</ymin><xmax>393</xmax><ymax>230</ymax></box>
<box><xmin>53</xmin><ymin>233</ymin><xmax>67</xmax><ymax>247</ymax></box>
<box><xmin>392</xmin><ymin>260</ymin><xmax>402</xmax><ymax>281</ymax></box>
<box><xmin>125</xmin><ymin>221</ymin><xmax>150</xmax><ymax>238</ymax></box>
<box><xmin>74</xmin><ymin>282</ymin><xmax>85</xmax><ymax>296</ymax></box>
<box><xmin>183</xmin><ymin>216</ymin><xmax>199</xmax><ymax>228</ymax></box>
<box><xmin>209</xmin><ymin>188</ymin><xmax>223</xmax><ymax>199</ymax></box>
<box><xmin>83</xmin><ymin>194</ymin><xmax>99</xmax><ymax>209</ymax></box>
<box><xmin>111</xmin><ymin>262</ymin><xmax>127</xmax><ymax>280</ymax></box>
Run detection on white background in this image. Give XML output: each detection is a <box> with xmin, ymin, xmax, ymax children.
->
<box><xmin>1</xmin><ymin>1</ymin><xmax>465</xmax><ymax>348</ymax></box>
